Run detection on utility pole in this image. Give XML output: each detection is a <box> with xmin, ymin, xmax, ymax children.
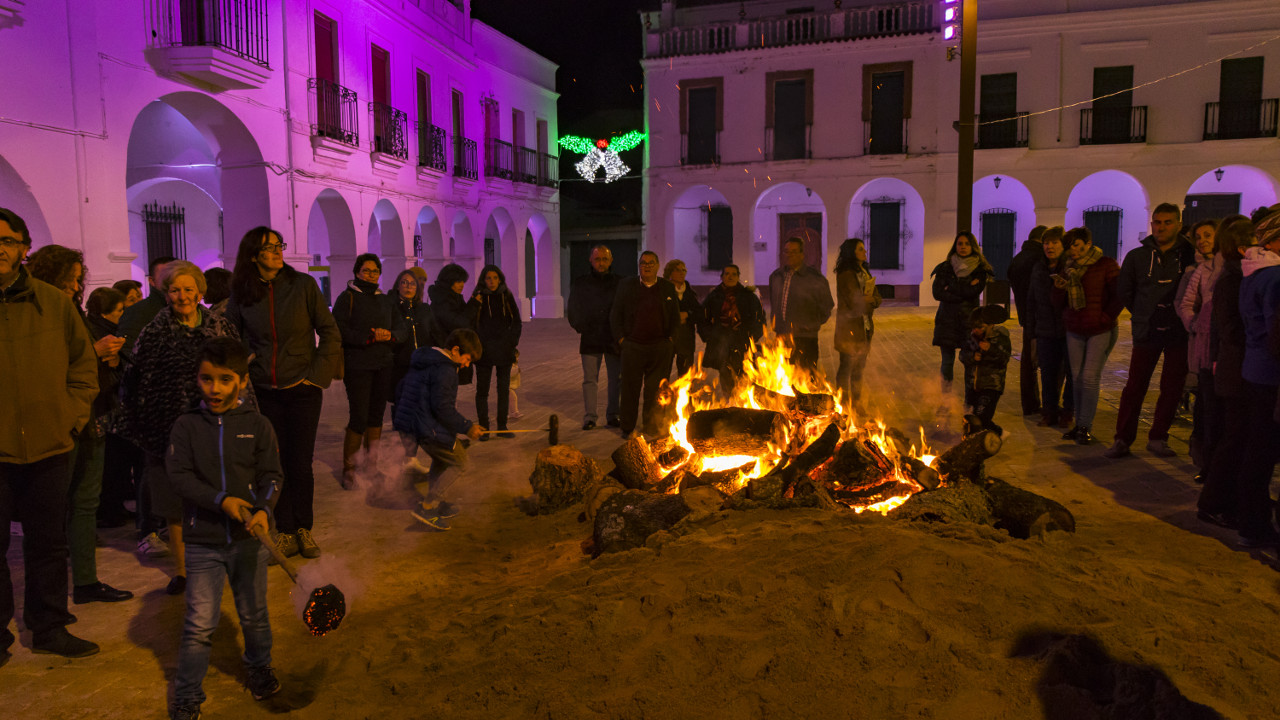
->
<box><xmin>955</xmin><ymin>0</ymin><xmax>978</xmax><ymax>235</ymax></box>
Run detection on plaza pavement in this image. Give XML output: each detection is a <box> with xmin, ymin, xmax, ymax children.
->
<box><xmin>2</xmin><ymin>305</ymin><xmax>1231</xmax><ymax>718</ymax></box>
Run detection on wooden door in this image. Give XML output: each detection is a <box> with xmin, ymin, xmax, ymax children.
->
<box><xmin>778</xmin><ymin>213</ymin><xmax>823</xmax><ymax>271</ymax></box>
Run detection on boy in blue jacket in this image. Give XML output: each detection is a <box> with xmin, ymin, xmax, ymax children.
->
<box><xmin>393</xmin><ymin>328</ymin><xmax>485</xmax><ymax>530</ymax></box>
<box><xmin>165</xmin><ymin>337</ymin><xmax>284</xmax><ymax>720</ymax></box>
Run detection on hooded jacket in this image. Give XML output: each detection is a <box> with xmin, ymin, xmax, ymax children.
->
<box><xmin>393</xmin><ymin>347</ymin><xmax>474</xmax><ymax>446</ymax></box>
<box><xmin>165</xmin><ymin>402</ymin><xmax>282</xmax><ymax>546</ymax></box>
<box><xmin>931</xmin><ymin>259</ymin><xmax>991</xmax><ymax>349</ymax></box>
<box><xmin>468</xmin><ymin>271</ymin><xmax>522</xmax><ymax>366</ymax></box>
<box><xmin>0</xmin><ymin>268</ymin><xmax>98</xmax><ymax>464</ymax></box>
<box><xmin>1177</xmin><ymin>253</ymin><xmax>1221</xmax><ymax>373</ymax></box>
<box><xmin>1118</xmin><ymin>235</ymin><xmax>1195</xmax><ymax>344</ymax></box>
<box><xmin>567</xmin><ymin>269</ymin><xmax>621</xmax><ymax>355</ymax></box>
<box><xmin>961</xmin><ymin>323</ymin><xmax>1012</xmax><ymax>393</ymax></box>
<box><xmin>768</xmin><ymin>264</ymin><xmax>834</xmax><ymax>340</ymax></box>
<box><xmin>224</xmin><ymin>266</ymin><xmax>341</xmax><ymax>390</ymax></box>
<box><xmin>333</xmin><ymin>278</ymin><xmax>397</xmax><ymax>371</ymax></box>
<box><xmin>1240</xmin><ymin>248</ymin><xmax>1280</xmax><ymax>386</ymax></box>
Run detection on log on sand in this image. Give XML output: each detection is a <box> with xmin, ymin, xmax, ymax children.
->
<box><xmin>686</xmin><ymin>408</ymin><xmax>787</xmax><ymax>457</ymax></box>
<box><xmin>610</xmin><ymin>434</ymin><xmax>663</xmax><ymax>491</ymax></box>
<box><xmin>527</xmin><ymin>445</ymin><xmax>603</xmax><ymax>515</ymax></box>
<box><xmin>984</xmin><ymin>478</ymin><xmax>1076</xmax><ymax>539</ymax></box>
<box><xmin>933</xmin><ymin>430</ymin><xmax>1002</xmax><ymax>483</ymax></box>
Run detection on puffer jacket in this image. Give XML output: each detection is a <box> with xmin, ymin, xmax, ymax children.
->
<box><xmin>1240</xmin><ymin>249</ymin><xmax>1280</xmax><ymax>386</ymax></box>
<box><xmin>1177</xmin><ymin>254</ymin><xmax>1221</xmax><ymax>372</ymax></box>
<box><xmin>1025</xmin><ymin>255</ymin><xmax>1067</xmax><ymax>341</ymax></box>
<box><xmin>333</xmin><ymin>279</ymin><xmax>396</xmax><ymax>371</ymax></box>
<box><xmin>1056</xmin><ymin>256</ymin><xmax>1123</xmax><ymax>338</ymax></box>
<box><xmin>960</xmin><ymin>324</ymin><xmax>1012</xmax><ymax>393</ymax></box>
<box><xmin>931</xmin><ymin>260</ymin><xmax>990</xmax><ymax>349</ymax></box>
<box><xmin>0</xmin><ymin>268</ymin><xmax>98</xmax><ymax>464</ymax></box>
<box><xmin>393</xmin><ymin>347</ymin><xmax>474</xmax><ymax>447</ymax></box>
<box><xmin>567</xmin><ymin>270</ymin><xmax>621</xmax><ymax>355</ymax></box>
<box><xmin>768</xmin><ymin>265</ymin><xmax>834</xmax><ymax>339</ymax></box>
<box><xmin>1118</xmin><ymin>235</ymin><xmax>1195</xmax><ymax>344</ymax></box>
<box><xmin>392</xmin><ymin>295</ymin><xmax>434</xmax><ymax>372</ymax></box>
<box><xmin>165</xmin><ymin>402</ymin><xmax>282</xmax><ymax>546</ymax></box>
<box><xmin>468</xmin><ymin>286</ymin><xmax>522</xmax><ymax>366</ymax></box>
<box><xmin>224</xmin><ymin>266</ymin><xmax>341</xmax><ymax>390</ymax></box>
<box><xmin>834</xmin><ymin>268</ymin><xmax>881</xmax><ymax>355</ymax></box>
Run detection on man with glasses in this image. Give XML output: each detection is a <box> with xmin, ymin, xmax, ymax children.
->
<box><xmin>567</xmin><ymin>246</ymin><xmax>622</xmax><ymax>430</ymax></box>
<box><xmin>610</xmin><ymin>250</ymin><xmax>680</xmax><ymax>437</ymax></box>
<box><xmin>0</xmin><ymin>208</ymin><xmax>102</xmax><ymax>662</ymax></box>
<box><xmin>769</xmin><ymin>237</ymin><xmax>833</xmax><ymax>374</ymax></box>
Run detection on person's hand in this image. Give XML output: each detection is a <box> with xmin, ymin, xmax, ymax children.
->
<box><xmin>1052</xmin><ymin>275</ymin><xmax>1068</xmax><ymax>289</ymax></box>
<box><xmin>979</xmin><ymin>340</ymin><xmax>991</xmax><ymax>351</ymax></box>
<box><xmin>679</xmin><ymin>311</ymin><xmax>689</xmax><ymax>323</ymax></box>
<box><xmin>373</xmin><ymin>328</ymin><xmax>392</xmax><ymax>342</ymax></box>
<box><xmin>466</xmin><ymin>424</ymin><xmax>484</xmax><ymax>441</ymax></box>
<box><xmin>974</xmin><ymin>352</ymin><xmax>982</xmax><ymax>361</ymax></box>
<box><xmin>221</xmin><ymin>496</ymin><xmax>255</xmax><ymax>526</ymax></box>
<box><xmin>93</xmin><ymin>334</ymin><xmax>124</xmax><ymax>360</ymax></box>
<box><xmin>970</xmin><ymin>278</ymin><xmax>980</xmax><ymax>286</ymax></box>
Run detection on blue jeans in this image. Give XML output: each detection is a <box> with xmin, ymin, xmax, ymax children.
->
<box><xmin>1065</xmin><ymin>328</ymin><xmax>1118</xmax><ymax>431</ymax></box>
<box><xmin>174</xmin><ymin>540</ymin><xmax>272</xmax><ymax>706</ymax></box>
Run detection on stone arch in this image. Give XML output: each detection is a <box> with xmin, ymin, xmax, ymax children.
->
<box><xmin>369</xmin><ymin>198</ymin><xmax>406</xmax><ymax>280</ymax></box>
<box><xmin>527</xmin><ymin>212</ymin><xmax>557</xmax><ymax>318</ymax></box>
<box><xmin>972</xmin><ymin>174</ymin><xmax>1037</xmax><ymax>282</ymax></box>
<box><xmin>1184</xmin><ymin>165</ymin><xmax>1280</xmax><ymax>223</ymax></box>
<box><xmin>670</xmin><ymin>185</ymin><xmax>734</xmax><ymax>286</ymax></box>
<box><xmin>1066</xmin><ymin>170</ymin><xmax>1149</xmax><ymax>260</ymax></box>
<box><xmin>0</xmin><ymin>153</ymin><xmax>54</xmax><ymax>259</ymax></box>
<box><xmin>752</xmin><ymin>182</ymin><xmax>827</xmax><ymax>286</ymax></box>
<box><xmin>449</xmin><ymin>211</ymin><xmax>477</xmax><ymax>281</ymax></box>
<box><xmin>414</xmin><ymin>205</ymin><xmax>445</xmax><ymax>281</ymax></box>
<box><xmin>847</xmin><ymin>177</ymin><xmax>927</xmax><ymax>289</ymax></box>
<box><xmin>126</xmin><ymin>178</ymin><xmax>223</xmax><ymax>271</ymax></box>
<box><xmin>306</xmin><ymin>188</ymin><xmax>357</xmax><ymax>303</ymax></box>
<box><xmin>482</xmin><ymin>207</ymin><xmax>517</xmax><ymax>274</ymax></box>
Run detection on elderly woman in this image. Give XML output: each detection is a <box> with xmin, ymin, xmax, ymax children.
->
<box><xmin>833</xmin><ymin>238</ymin><xmax>881</xmax><ymax>412</ymax></box>
<box><xmin>931</xmin><ymin>231</ymin><xmax>992</xmax><ymax>395</ymax></box>
<box><xmin>663</xmin><ymin>259</ymin><xmax>701</xmax><ymax>378</ymax></box>
<box><xmin>26</xmin><ymin>246</ymin><xmax>133</xmax><ymax>604</ymax></box>
<box><xmin>333</xmin><ymin>253</ymin><xmax>398</xmax><ymax>489</ymax></box>
<box><xmin>115</xmin><ymin>260</ymin><xmax>244</xmax><ymax>595</ymax></box>
<box><xmin>1176</xmin><ymin>219</ymin><xmax>1220</xmax><ymax>476</ymax></box>
<box><xmin>390</xmin><ymin>268</ymin><xmax>435</xmax><ymax>409</ymax></box>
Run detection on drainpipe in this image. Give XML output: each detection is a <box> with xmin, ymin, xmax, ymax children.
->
<box><xmin>280</xmin><ymin>0</ymin><xmax>299</xmax><ymax>249</ymax></box>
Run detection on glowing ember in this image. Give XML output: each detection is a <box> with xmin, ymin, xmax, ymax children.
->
<box><xmin>659</xmin><ymin>332</ymin><xmax>938</xmax><ymax>513</ymax></box>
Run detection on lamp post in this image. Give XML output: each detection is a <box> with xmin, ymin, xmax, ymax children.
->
<box><xmin>951</xmin><ymin>0</ymin><xmax>978</xmax><ymax>235</ymax></box>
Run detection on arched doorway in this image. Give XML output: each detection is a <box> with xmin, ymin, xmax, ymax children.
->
<box><xmin>482</xmin><ymin>208</ymin><xmax>516</xmax><ymax>274</ymax></box>
<box><xmin>306</xmin><ymin>188</ymin><xmax>356</xmax><ymax>304</ymax></box>
<box><xmin>972</xmin><ymin>174</ymin><xmax>1036</xmax><ymax>284</ymax></box>
<box><xmin>1184</xmin><ymin>165</ymin><xmax>1280</xmax><ymax>227</ymax></box>
<box><xmin>125</xmin><ymin>92</ymin><xmax>269</xmax><ymax>277</ymax></box>
<box><xmin>0</xmin><ymin>154</ymin><xmax>53</xmax><ymax>256</ymax></box>
<box><xmin>449</xmin><ymin>211</ymin><xmax>477</xmax><ymax>280</ymax></box>
<box><xmin>414</xmin><ymin>205</ymin><xmax>445</xmax><ymax>280</ymax></box>
<box><xmin>526</xmin><ymin>212</ymin><xmax>557</xmax><ymax>318</ymax></box>
<box><xmin>671</xmin><ymin>185</ymin><xmax>734</xmax><ymax>286</ymax></box>
<box><xmin>1066</xmin><ymin>170</ymin><xmax>1149</xmax><ymax>259</ymax></box>
<box><xmin>752</xmin><ymin>182</ymin><xmax>827</xmax><ymax>286</ymax></box>
<box><xmin>848</xmin><ymin>177</ymin><xmax>927</xmax><ymax>298</ymax></box>
<box><xmin>369</xmin><ymin>199</ymin><xmax>406</xmax><ymax>280</ymax></box>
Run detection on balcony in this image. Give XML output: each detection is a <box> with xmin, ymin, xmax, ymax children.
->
<box><xmin>145</xmin><ymin>0</ymin><xmax>270</xmax><ymax>89</ymax></box>
<box><xmin>454</xmin><ymin>137</ymin><xmax>478</xmax><ymax>181</ymax></box>
<box><xmin>766</xmin><ymin>125</ymin><xmax>811</xmax><ymax>161</ymax></box>
<box><xmin>645</xmin><ymin>0</ymin><xmax>936</xmax><ymax>58</ymax></box>
<box><xmin>537</xmin><ymin>152</ymin><xmax>559</xmax><ymax>188</ymax></box>
<box><xmin>682</xmin><ymin>131</ymin><xmax>720</xmax><ymax>166</ymax></box>
<box><xmin>864</xmin><ymin>118</ymin><xmax>909</xmax><ymax>155</ymax></box>
<box><xmin>370</xmin><ymin>102</ymin><xmax>408</xmax><ymax>161</ymax></box>
<box><xmin>486</xmin><ymin>138</ymin><xmax>514</xmax><ymax>180</ymax></box>
<box><xmin>416</xmin><ymin>122</ymin><xmax>447</xmax><ymax>172</ymax></box>
<box><xmin>975</xmin><ymin>112</ymin><xmax>1029</xmax><ymax>149</ymax></box>
<box><xmin>1080</xmin><ymin>106</ymin><xmax>1147</xmax><ymax>145</ymax></box>
<box><xmin>515</xmin><ymin>146</ymin><xmax>538</xmax><ymax>184</ymax></box>
<box><xmin>1204</xmin><ymin>99</ymin><xmax>1279</xmax><ymax>141</ymax></box>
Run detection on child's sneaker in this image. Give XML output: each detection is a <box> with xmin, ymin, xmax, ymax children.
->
<box><xmin>411</xmin><ymin>501</ymin><xmax>451</xmax><ymax>530</ymax></box>
<box><xmin>170</xmin><ymin>703</ymin><xmax>202</xmax><ymax>720</ymax></box>
<box><xmin>137</xmin><ymin>532</ymin><xmax>171</xmax><ymax>558</ymax></box>
<box><xmin>247</xmin><ymin>666</ymin><xmax>281</xmax><ymax>700</ymax></box>
<box><xmin>435</xmin><ymin>500</ymin><xmax>460</xmax><ymax>518</ymax></box>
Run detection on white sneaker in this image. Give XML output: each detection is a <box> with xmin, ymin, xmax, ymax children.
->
<box><xmin>403</xmin><ymin>457</ymin><xmax>431</xmax><ymax>475</ymax></box>
<box><xmin>137</xmin><ymin>532</ymin><xmax>171</xmax><ymax>558</ymax></box>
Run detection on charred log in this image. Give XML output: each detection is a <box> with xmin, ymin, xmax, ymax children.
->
<box><xmin>686</xmin><ymin>408</ymin><xmax>788</xmax><ymax>456</ymax></box>
<box><xmin>750</xmin><ymin>385</ymin><xmax>836</xmax><ymax>417</ymax></box>
<box><xmin>526</xmin><ymin>445</ymin><xmax>603</xmax><ymax>515</ymax></box>
<box><xmin>901</xmin><ymin>456</ymin><xmax>942</xmax><ymax>491</ymax></box>
<box><xmin>609</xmin><ymin>434</ymin><xmax>663</xmax><ymax>491</ymax></box>
<box><xmin>933</xmin><ymin>430</ymin><xmax>1003</xmax><ymax>483</ymax></box>
<box><xmin>679</xmin><ymin>462</ymin><xmax>753</xmax><ymax>495</ymax></box>
<box><xmin>823</xmin><ymin>438</ymin><xmax>895</xmax><ymax>487</ymax></box>
<box><xmin>592</xmin><ymin>489</ymin><xmax>691</xmax><ymax>555</ymax></box>
<box><xmin>748</xmin><ymin>423</ymin><xmax>841</xmax><ymax>504</ymax></box>
<box><xmin>832</xmin><ymin>479</ymin><xmax>916</xmax><ymax>506</ymax></box>
<box><xmin>984</xmin><ymin>478</ymin><xmax>1076</xmax><ymax>538</ymax></box>
<box><xmin>890</xmin><ymin>482</ymin><xmax>996</xmax><ymax>526</ymax></box>
<box><xmin>656</xmin><ymin>445</ymin><xmax>689</xmax><ymax>469</ymax></box>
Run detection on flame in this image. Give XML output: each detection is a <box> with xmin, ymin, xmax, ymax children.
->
<box><xmin>658</xmin><ymin>331</ymin><xmax>934</xmax><ymax>512</ymax></box>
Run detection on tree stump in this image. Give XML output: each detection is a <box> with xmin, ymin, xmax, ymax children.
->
<box><xmin>593</xmin><ymin>489</ymin><xmax>691</xmax><ymax>555</ymax></box>
<box><xmin>686</xmin><ymin>407</ymin><xmax>787</xmax><ymax>456</ymax></box>
<box><xmin>527</xmin><ymin>444</ymin><xmax>603</xmax><ymax>515</ymax></box>
<box><xmin>890</xmin><ymin>482</ymin><xmax>995</xmax><ymax>526</ymax></box>
<box><xmin>934</xmin><ymin>430</ymin><xmax>1003</xmax><ymax>483</ymax></box>
<box><xmin>984</xmin><ymin>478</ymin><xmax>1076</xmax><ymax>539</ymax></box>
<box><xmin>610</xmin><ymin>434</ymin><xmax>663</xmax><ymax>490</ymax></box>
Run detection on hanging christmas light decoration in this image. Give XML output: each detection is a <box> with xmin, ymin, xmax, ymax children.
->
<box><xmin>558</xmin><ymin>130</ymin><xmax>646</xmax><ymax>183</ymax></box>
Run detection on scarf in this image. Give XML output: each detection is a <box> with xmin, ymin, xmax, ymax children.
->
<box><xmin>1064</xmin><ymin>245</ymin><xmax>1104</xmax><ymax>310</ymax></box>
<box><xmin>1242</xmin><ymin>246</ymin><xmax>1280</xmax><ymax>277</ymax></box>
<box><xmin>951</xmin><ymin>253</ymin><xmax>981</xmax><ymax>278</ymax></box>
<box><xmin>351</xmin><ymin>277</ymin><xmax>381</xmax><ymax>295</ymax></box>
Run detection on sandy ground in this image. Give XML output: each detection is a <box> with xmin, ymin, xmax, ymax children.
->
<box><xmin>4</xmin><ymin>309</ymin><xmax>1280</xmax><ymax>719</ymax></box>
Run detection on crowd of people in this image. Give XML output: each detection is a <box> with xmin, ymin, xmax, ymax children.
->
<box><xmin>3</xmin><ymin>199</ymin><xmax>1280</xmax><ymax>717</ymax></box>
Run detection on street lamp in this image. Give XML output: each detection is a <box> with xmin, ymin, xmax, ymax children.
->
<box><xmin>1215</xmin><ymin>168</ymin><xmax>1225</xmax><ymax>182</ymax></box>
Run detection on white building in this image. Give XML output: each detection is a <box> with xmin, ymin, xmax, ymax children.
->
<box><xmin>640</xmin><ymin>0</ymin><xmax>1280</xmax><ymax>303</ymax></box>
<box><xmin>0</xmin><ymin>0</ymin><xmax>563</xmax><ymax>316</ymax></box>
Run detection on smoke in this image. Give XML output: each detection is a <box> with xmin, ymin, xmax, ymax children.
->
<box><xmin>291</xmin><ymin>554</ymin><xmax>359</xmax><ymax>620</ymax></box>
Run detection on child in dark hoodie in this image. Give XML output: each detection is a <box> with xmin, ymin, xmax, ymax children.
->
<box><xmin>165</xmin><ymin>337</ymin><xmax>284</xmax><ymax>720</ymax></box>
<box><xmin>960</xmin><ymin>304</ymin><xmax>1012</xmax><ymax>436</ymax></box>
<box><xmin>393</xmin><ymin>328</ymin><xmax>485</xmax><ymax>530</ymax></box>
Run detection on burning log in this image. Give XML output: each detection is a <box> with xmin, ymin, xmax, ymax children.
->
<box><xmin>686</xmin><ymin>407</ymin><xmax>787</xmax><ymax>457</ymax></box>
<box><xmin>678</xmin><ymin>461</ymin><xmax>754</xmax><ymax>495</ymax></box>
<box><xmin>656</xmin><ymin>445</ymin><xmax>689</xmax><ymax>469</ymax></box>
<box><xmin>984</xmin><ymin>478</ymin><xmax>1076</xmax><ymax>539</ymax></box>
<box><xmin>592</xmin><ymin>489</ymin><xmax>691</xmax><ymax>555</ymax></box>
<box><xmin>748</xmin><ymin>423</ymin><xmax>841</xmax><ymax>504</ymax></box>
<box><xmin>832</xmin><ymin>479</ymin><xmax>917</xmax><ymax>506</ymax></box>
<box><xmin>750</xmin><ymin>385</ymin><xmax>836</xmax><ymax>416</ymax></box>
<box><xmin>610</xmin><ymin>434</ymin><xmax>663</xmax><ymax>491</ymax></box>
<box><xmin>823</xmin><ymin>438</ymin><xmax>895</xmax><ymax>487</ymax></box>
<box><xmin>526</xmin><ymin>445</ymin><xmax>603</xmax><ymax>515</ymax></box>
<box><xmin>900</xmin><ymin>456</ymin><xmax>941</xmax><ymax>491</ymax></box>
<box><xmin>933</xmin><ymin>430</ymin><xmax>1003</xmax><ymax>483</ymax></box>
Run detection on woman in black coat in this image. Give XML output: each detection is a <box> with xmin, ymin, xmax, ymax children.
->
<box><xmin>698</xmin><ymin>264</ymin><xmax>765</xmax><ymax>393</ymax></box>
<box><xmin>663</xmin><ymin>259</ymin><xmax>702</xmax><ymax>378</ymax></box>
<box><xmin>468</xmin><ymin>264</ymin><xmax>522</xmax><ymax>437</ymax></box>
<box><xmin>333</xmin><ymin>253</ymin><xmax>398</xmax><ymax>489</ymax></box>
<box><xmin>931</xmin><ymin>231</ymin><xmax>992</xmax><ymax>393</ymax></box>
<box><xmin>429</xmin><ymin>262</ymin><xmax>472</xmax><ymax>385</ymax></box>
<box><xmin>389</xmin><ymin>268</ymin><xmax>434</xmax><ymax>404</ymax></box>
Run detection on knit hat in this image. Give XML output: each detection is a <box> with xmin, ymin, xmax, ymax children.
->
<box><xmin>969</xmin><ymin>304</ymin><xmax>1009</xmax><ymax>327</ymax></box>
<box><xmin>1255</xmin><ymin>205</ymin><xmax>1280</xmax><ymax>249</ymax></box>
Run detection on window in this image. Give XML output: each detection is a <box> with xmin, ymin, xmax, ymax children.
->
<box><xmin>416</xmin><ymin>71</ymin><xmax>431</xmax><ymax>128</ymax></box>
<box><xmin>1218</xmin><ymin>57</ymin><xmax>1265</xmax><ymax>139</ymax></box>
<box><xmin>680</xmin><ymin>77</ymin><xmax>723</xmax><ymax>165</ymax></box>
<box><xmin>864</xmin><ymin>198</ymin><xmax>904</xmax><ymax>270</ymax></box>
<box><xmin>766</xmin><ymin>70</ymin><xmax>813</xmax><ymax>160</ymax></box>
<box><xmin>1083</xmin><ymin>206</ymin><xmax>1122</xmax><ymax>259</ymax></box>
<box><xmin>979</xmin><ymin>209</ymin><xmax>1017</xmax><ymax>280</ymax></box>
<box><xmin>314</xmin><ymin>13</ymin><xmax>336</xmax><ymax>83</ymax></box>
<box><xmin>484</xmin><ymin>237</ymin><xmax>497</xmax><ymax>267</ymax></box>
<box><xmin>143</xmin><ymin>201</ymin><xmax>187</xmax><ymax>264</ymax></box>
<box><xmin>704</xmin><ymin>205</ymin><xmax>733</xmax><ymax>271</ymax></box>
<box><xmin>978</xmin><ymin>73</ymin><xmax>1021</xmax><ymax>148</ymax></box>
<box><xmin>1089</xmin><ymin>66</ymin><xmax>1134</xmax><ymax>144</ymax></box>
<box><xmin>863</xmin><ymin>62</ymin><xmax>912</xmax><ymax>155</ymax></box>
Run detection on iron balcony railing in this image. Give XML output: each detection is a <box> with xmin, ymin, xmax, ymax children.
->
<box><xmin>538</xmin><ymin>152</ymin><xmax>559</xmax><ymax>188</ymax></box>
<box><xmin>454</xmin><ymin>136</ymin><xmax>478</xmax><ymax>180</ymax></box>
<box><xmin>309</xmin><ymin>78</ymin><xmax>359</xmax><ymax>147</ymax></box>
<box><xmin>486</xmin><ymin>138</ymin><xmax>514</xmax><ymax>180</ymax></box>
<box><xmin>369</xmin><ymin>102</ymin><xmax>408</xmax><ymax>160</ymax></box>
<box><xmin>975</xmin><ymin>112</ymin><xmax>1030</xmax><ymax>149</ymax></box>
<box><xmin>682</xmin><ymin>131</ymin><xmax>720</xmax><ymax>166</ymax></box>
<box><xmin>515</xmin><ymin>146</ymin><xmax>538</xmax><ymax>184</ymax></box>
<box><xmin>416</xmin><ymin>122</ymin><xmax>447</xmax><ymax>172</ymax></box>
<box><xmin>146</xmin><ymin>0</ymin><xmax>270</xmax><ymax>67</ymax></box>
<box><xmin>1203</xmin><ymin>99</ymin><xmax>1279</xmax><ymax>141</ymax></box>
<box><xmin>1080</xmin><ymin>106</ymin><xmax>1147</xmax><ymax>145</ymax></box>
<box><xmin>863</xmin><ymin>118</ymin><xmax>910</xmax><ymax>155</ymax></box>
<box><xmin>647</xmin><ymin>0</ymin><xmax>935</xmax><ymax>58</ymax></box>
<box><xmin>765</xmin><ymin>125</ymin><xmax>812</xmax><ymax>161</ymax></box>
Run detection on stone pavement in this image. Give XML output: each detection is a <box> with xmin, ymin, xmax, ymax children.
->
<box><xmin>1</xmin><ymin>306</ymin><xmax>1218</xmax><ymax>718</ymax></box>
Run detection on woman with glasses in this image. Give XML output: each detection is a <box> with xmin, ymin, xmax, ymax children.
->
<box><xmin>225</xmin><ymin>228</ymin><xmax>340</xmax><ymax>562</ymax></box>
<box><xmin>333</xmin><ymin>253</ymin><xmax>398</xmax><ymax>488</ymax></box>
<box><xmin>389</xmin><ymin>268</ymin><xmax>434</xmax><ymax>413</ymax></box>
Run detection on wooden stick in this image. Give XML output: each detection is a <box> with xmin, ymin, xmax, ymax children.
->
<box><xmin>239</xmin><ymin>508</ymin><xmax>298</xmax><ymax>583</ymax></box>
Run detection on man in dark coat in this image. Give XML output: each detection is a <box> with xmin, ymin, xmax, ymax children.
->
<box><xmin>567</xmin><ymin>246</ymin><xmax>621</xmax><ymax>430</ymax></box>
<box><xmin>611</xmin><ymin>250</ymin><xmax>680</xmax><ymax>437</ymax></box>
<box><xmin>1105</xmin><ymin>203</ymin><xmax>1196</xmax><ymax>459</ymax></box>
<box><xmin>1006</xmin><ymin>225</ymin><xmax>1046</xmax><ymax>415</ymax></box>
<box><xmin>768</xmin><ymin>237</ymin><xmax>834</xmax><ymax>374</ymax></box>
<box><xmin>116</xmin><ymin>254</ymin><xmax>177</xmax><ymax>358</ymax></box>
